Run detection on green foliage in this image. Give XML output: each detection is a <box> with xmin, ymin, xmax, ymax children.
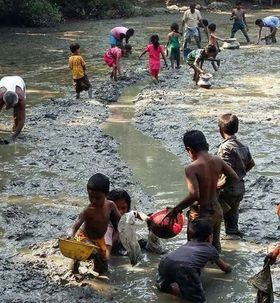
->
<box><xmin>0</xmin><ymin>0</ymin><xmax>135</xmax><ymax>27</ymax></box>
<box><xmin>0</xmin><ymin>0</ymin><xmax>62</xmax><ymax>27</ymax></box>
<box><xmin>52</xmin><ymin>0</ymin><xmax>134</xmax><ymax>19</ymax></box>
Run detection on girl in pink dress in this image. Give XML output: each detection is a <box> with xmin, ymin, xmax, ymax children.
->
<box><xmin>139</xmin><ymin>35</ymin><xmax>167</xmax><ymax>82</ymax></box>
<box><xmin>103</xmin><ymin>44</ymin><xmax>132</xmax><ymax>81</ymax></box>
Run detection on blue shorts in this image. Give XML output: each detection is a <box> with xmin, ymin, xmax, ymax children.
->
<box><xmin>109</xmin><ymin>34</ymin><xmax>121</xmax><ymax>47</ymax></box>
<box><xmin>184</xmin><ymin>27</ymin><xmax>199</xmax><ymax>39</ymax></box>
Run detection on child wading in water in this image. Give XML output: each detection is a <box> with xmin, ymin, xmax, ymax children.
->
<box><xmin>69</xmin><ymin>43</ymin><xmax>92</xmax><ymax>99</ymax></box>
<box><xmin>103</xmin><ymin>45</ymin><xmax>132</xmax><ymax>81</ymax></box>
<box><xmin>217</xmin><ymin>114</ymin><xmax>255</xmax><ymax>238</ymax></box>
<box><xmin>139</xmin><ymin>35</ymin><xmax>168</xmax><ymax>83</ymax></box>
<box><xmin>104</xmin><ymin>189</ymin><xmax>131</xmax><ymax>259</ymax></box>
<box><xmin>156</xmin><ymin>219</ymin><xmax>232</xmax><ymax>302</ymax></box>
<box><xmin>70</xmin><ymin>173</ymin><xmax>121</xmax><ymax>275</ymax></box>
<box><xmin>207</xmin><ymin>23</ymin><xmax>223</xmax><ymax>71</ymax></box>
<box><xmin>167</xmin><ymin>23</ymin><xmax>181</xmax><ymax>69</ymax></box>
<box><xmin>186</xmin><ymin>44</ymin><xmax>218</xmax><ymax>84</ymax></box>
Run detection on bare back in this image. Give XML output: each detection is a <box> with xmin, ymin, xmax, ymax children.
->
<box><xmin>185</xmin><ymin>153</ymin><xmax>238</xmax><ymax>210</ymax></box>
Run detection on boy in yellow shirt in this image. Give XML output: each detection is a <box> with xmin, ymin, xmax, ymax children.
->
<box><xmin>69</xmin><ymin>43</ymin><xmax>92</xmax><ymax>99</ymax></box>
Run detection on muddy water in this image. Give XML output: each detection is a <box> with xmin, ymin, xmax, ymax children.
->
<box><xmin>1</xmin><ymin>8</ymin><xmax>280</xmax><ymax>303</ymax></box>
<box><xmin>102</xmin><ymin>84</ymin><xmax>264</xmax><ymax>303</ymax></box>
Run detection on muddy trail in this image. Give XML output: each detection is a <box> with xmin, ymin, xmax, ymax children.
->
<box><xmin>1</xmin><ymin>7</ymin><xmax>280</xmax><ymax>303</ymax></box>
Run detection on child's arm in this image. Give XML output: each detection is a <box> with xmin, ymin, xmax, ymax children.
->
<box><xmin>243</xmin><ymin>11</ymin><xmax>248</xmax><ymax>29</ymax></box>
<box><xmin>257</xmin><ymin>27</ymin><xmax>263</xmax><ymax>44</ymax></box>
<box><xmin>139</xmin><ymin>50</ymin><xmax>147</xmax><ymax>59</ymax></box>
<box><xmin>230</xmin><ymin>9</ymin><xmax>236</xmax><ymax>20</ymax></box>
<box><xmin>246</xmin><ymin>153</ymin><xmax>255</xmax><ymax>172</ymax></box>
<box><xmin>80</xmin><ymin>57</ymin><xmax>86</xmax><ymax>71</ymax></box>
<box><xmin>221</xmin><ymin>159</ymin><xmax>239</xmax><ymax>183</ymax></box>
<box><xmin>215</xmin><ymin>257</ymin><xmax>232</xmax><ymax>273</ymax></box>
<box><xmin>211</xmin><ymin>33</ymin><xmax>225</xmax><ymax>42</ymax></box>
<box><xmin>71</xmin><ymin>211</ymin><xmax>85</xmax><ymax>238</ymax></box>
<box><xmin>160</xmin><ymin>48</ymin><xmax>168</xmax><ymax>67</ymax></box>
<box><xmin>110</xmin><ymin>202</ymin><xmax>121</xmax><ymax>230</ymax></box>
<box><xmin>193</xmin><ymin>58</ymin><xmax>204</xmax><ymax>74</ymax></box>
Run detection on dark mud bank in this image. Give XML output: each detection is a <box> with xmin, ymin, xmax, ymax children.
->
<box><xmin>0</xmin><ymin>74</ymin><xmax>150</xmax><ymax>302</ymax></box>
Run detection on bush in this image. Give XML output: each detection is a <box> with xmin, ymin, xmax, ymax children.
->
<box><xmin>53</xmin><ymin>0</ymin><xmax>134</xmax><ymax>19</ymax></box>
<box><xmin>22</xmin><ymin>0</ymin><xmax>62</xmax><ymax>27</ymax></box>
<box><xmin>0</xmin><ymin>0</ymin><xmax>62</xmax><ymax>27</ymax></box>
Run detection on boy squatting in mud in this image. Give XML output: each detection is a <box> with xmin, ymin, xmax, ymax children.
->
<box><xmin>70</xmin><ymin>173</ymin><xmax>121</xmax><ymax>274</ymax></box>
<box><xmin>166</xmin><ymin>130</ymin><xmax>239</xmax><ymax>252</ymax></box>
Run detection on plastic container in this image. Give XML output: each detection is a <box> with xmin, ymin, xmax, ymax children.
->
<box><xmin>148</xmin><ymin>208</ymin><xmax>185</xmax><ymax>239</ymax></box>
<box><xmin>59</xmin><ymin>238</ymin><xmax>98</xmax><ymax>261</ymax></box>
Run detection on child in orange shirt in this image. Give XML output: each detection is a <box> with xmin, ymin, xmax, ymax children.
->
<box><xmin>69</xmin><ymin>43</ymin><xmax>92</xmax><ymax>99</ymax></box>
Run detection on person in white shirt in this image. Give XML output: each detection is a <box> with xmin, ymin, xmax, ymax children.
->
<box><xmin>182</xmin><ymin>3</ymin><xmax>205</xmax><ymax>49</ymax></box>
<box><xmin>0</xmin><ymin>76</ymin><xmax>26</xmax><ymax>140</ymax></box>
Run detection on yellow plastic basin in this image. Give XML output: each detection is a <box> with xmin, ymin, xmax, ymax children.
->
<box><xmin>59</xmin><ymin>238</ymin><xmax>98</xmax><ymax>261</ymax></box>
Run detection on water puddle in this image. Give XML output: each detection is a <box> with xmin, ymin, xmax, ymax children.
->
<box><xmin>102</xmin><ymin>84</ymin><xmax>263</xmax><ymax>302</ymax></box>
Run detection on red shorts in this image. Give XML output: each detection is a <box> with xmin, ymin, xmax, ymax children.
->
<box><xmin>149</xmin><ymin>68</ymin><xmax>159</xmax><ymax>77</ymax></box>
<box><xmin>103</xmin><ymin>55</ymin><xmax>116</xmax><ymax>67</ymax></box>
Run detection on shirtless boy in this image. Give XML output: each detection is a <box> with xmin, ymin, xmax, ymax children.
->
<box><xmin>166</xmin><ymin>130</ymin><xmax>239</xmax><ymax>252</ymax></box>
<box><xmin>71</xmin><ymin>173</ymin><xmax>121</xmax><ymax>274</ymax></box>
<box><xmin>230</xmin><ymin>1</ymin><xmax>250</xmax><ymax>43</ymax></box>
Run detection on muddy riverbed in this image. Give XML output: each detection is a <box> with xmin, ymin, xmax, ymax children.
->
<box><xmin>1</xmin><ymin>7</ymin><xmax>280</xmax><ymax>303</ymax></box>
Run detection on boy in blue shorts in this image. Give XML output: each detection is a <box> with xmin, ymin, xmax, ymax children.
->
<box><xmin>156</xmin><ymin>219</ymin><xmax>232</xmax><ymax>303</ymax></box>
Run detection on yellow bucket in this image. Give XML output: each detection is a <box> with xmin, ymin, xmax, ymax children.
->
<box><xmin>59</xmin><ymin>238</ymin><xmax>98</xmax><ymax>261</ymax></box>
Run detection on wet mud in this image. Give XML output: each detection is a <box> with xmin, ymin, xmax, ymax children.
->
<box><xmin>1</xmin><ymin>8</ymin><xmax>280</xmax><ymax>303</ymax></box>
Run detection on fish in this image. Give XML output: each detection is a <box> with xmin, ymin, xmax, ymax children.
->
<box><xmin>118</xmin><ymin>211</ymin><xmax>141</xmax><ymax>266</ymax></box>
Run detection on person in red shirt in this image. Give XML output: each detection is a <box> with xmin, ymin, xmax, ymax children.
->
<box><xmin>265</xmin><ymin>244</ymin><xmax>280</xmax><ymax>265</ymax></box>
<box><xmin>103</xmin><ymin>45</ymin><xmax>132</xmax><ymax>81</ymax></box>
<box><xmin>139</xmin><ymin>35</ymin><xmax>167</xmax><ymax>83</ymax></box>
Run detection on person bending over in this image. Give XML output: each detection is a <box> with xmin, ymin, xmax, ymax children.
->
<box><xmin>156</xmin><ymin>219</ymin><xmax>232</xmax><ymax>303</ymax></box>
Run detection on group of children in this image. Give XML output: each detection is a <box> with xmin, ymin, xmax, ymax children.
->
<box><xmin>68</xmin><ymin>112</ymin><xmax>260</xmax><ymax>302</ymax></box>
<box><xmin>68</xmin><ymin>1</ymin><xmax>279</xmax><ymax>96</ymax></box>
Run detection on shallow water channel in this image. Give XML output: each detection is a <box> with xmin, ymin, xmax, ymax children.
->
<box><xmin>102</xmin><ymin>84</ymin><xmax>261</xmax><ymax>303</ymax></box>
<box><xmin>1</xmin><ymin>7</ymin><xmax>280</xmax><ymax>303</ymax></box>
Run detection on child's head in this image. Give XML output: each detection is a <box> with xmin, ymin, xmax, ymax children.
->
<box><xmin>208</xmin><ymin>23</ymin><xmax>216</xmax><ymax>33</ymax></box>
<box><xmin>108</xmin><ymin>189</ymin><xmax>131</xmax><ymax>215</ymax></box>
<box><xmin>126</xmin><ymin>28</ymin><xmax>135</xmax><ymax>39</ymax></box>
<box><xmin>87</xmin><ymin>173</ymin><xmax>110</xmax><ymax>207</ymax></box>
<box><xmin>183</xmin><ymin>130</ymin><xmax>209</xmax><ymax>160</ymax></box>
<box><xmin>205</xmin><ymin>44</ymin><xmax>217</xmax><ymax>57</ymax></box>
<box><xmin>150</xmin><ymin>34</ymin><xmax>160</xmax><ymax>49</ymax></box>
<box><xmin>188</xmin><ymin>219</ymin><xmax>213</xmax><ymax>243</ymax></box>
<box><xmin>70</xmin><ymin>43</ymin><xmax>80</xmax><ymax>54</ymax></box>
<box><xmin>218</xmin><ymin>113</ymin><xmax>239</xmax><ymax>137</ymax></box>
<box><xmin>236</xmin><ymin>1</ymin><xmax>242</xmax><ymax>8</ymax></box>
<box><xmin>255</xmin><ymin>19</ymin><xmax>264</xmax><ymax>27</ymax></box>
<box><xmin>123</xmin><ymin>44</ymin><xmax>132</xmax><ymax>55</ymax></box>
<box><xmin>171</xmin><ymin>23</ymin><xmax>179</xmax><ymax>33</ymax></box>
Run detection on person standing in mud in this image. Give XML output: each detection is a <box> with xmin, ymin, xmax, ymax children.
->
<box><xmin>109</xmin><ymin>26</ymin><xmax>134</xmax><ymax>48</ymax></box>
<box><xmin>70</xmin><ymin>173</ymin><xmax>121</xmax><ymax>275</ymax></box>
<box><xmin>69</xmin><ymin>43</ymin><xmax>92</xmax><ymax>99</ymax></box>
<box><xmin>0</xmin><ymin>76</ymin><xmax>26</xmax><ymax>140</ymax></box>
<box><xmin>165</xmin><ymin>130</ymin><xmax>239</xmax><ymax>252</ymax></box>
<box><xmin>255</xmin><ymin>16</ymin><xmax>279</xmax><ymax>44</ymax></box>
<box><xmin>230</xmin><ymin>1</ymin><xmax>250</xmax><ymax>43</ymax></box>
<box><xmin>217</xmin><ymin>114</ymin><xmax>255</xmax><ymax>238</ymax></box>
<box><xmin>181</xmin><ymin>3</ymin><xmax>206</xmax><ymax>49</ymax></box>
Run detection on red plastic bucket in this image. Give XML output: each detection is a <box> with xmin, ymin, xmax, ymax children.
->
<box><xmin>148</xmin><ymin>208</ymin><xmax>185</xmax><ymax>239</ymax></box>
